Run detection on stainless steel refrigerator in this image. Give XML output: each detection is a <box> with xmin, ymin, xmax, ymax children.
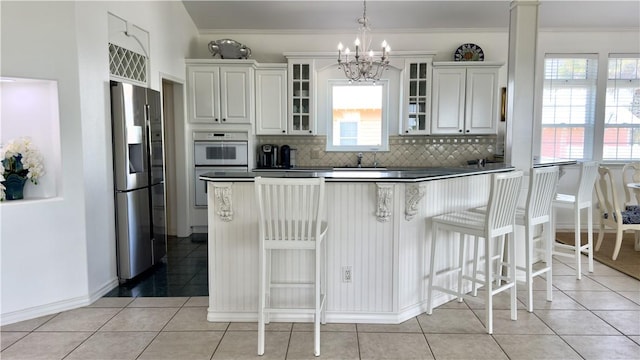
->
<box><xmin>110</xmin><ymin>81</ymin><xmax>167</xmax><ymax>282</ymax></box>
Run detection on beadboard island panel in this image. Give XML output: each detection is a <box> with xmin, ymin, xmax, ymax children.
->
<box><xmin>203</xmin><ymin>168</ymin><xmax>508</xmax><ymax>323</ymax></box>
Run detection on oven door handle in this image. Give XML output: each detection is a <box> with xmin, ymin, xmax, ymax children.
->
<box><xmin>194</xmin><ymin>141</ymin><xmax>248</xmax><ymax>146</ymax></box>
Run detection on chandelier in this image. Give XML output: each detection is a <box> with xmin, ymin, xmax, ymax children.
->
<box><xmin>337</xmin><ymin>0</ymin><xmax>390</xmax><ymax>83</ymax></box>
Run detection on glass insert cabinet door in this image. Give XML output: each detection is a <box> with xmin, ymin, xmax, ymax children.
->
<box><xmin>289</xmin><ymin>62</ymin><xmax>313</xmax><ymax>134</ymax></box>
<box><xmin>405</xmin><ymin>62</ymin><xmax>430</xmax><ymax>134</ymax></box>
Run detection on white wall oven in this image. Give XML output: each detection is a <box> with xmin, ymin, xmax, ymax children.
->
<box><xmin>194</xmin><ymin>131</ymin><xmax>248</xmax><ymax>206</ymax></box>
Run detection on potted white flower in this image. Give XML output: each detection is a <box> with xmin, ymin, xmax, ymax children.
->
<box><xmin>1</xmin><ymin>137</ymin><xmax>45</xmax><ymax>200</ymax></box>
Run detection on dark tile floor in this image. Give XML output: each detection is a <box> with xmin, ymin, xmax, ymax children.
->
<box><xmin>103</xmin><ymin>234</ymin><xmax>208</xmax><ymax>297</ymax></box>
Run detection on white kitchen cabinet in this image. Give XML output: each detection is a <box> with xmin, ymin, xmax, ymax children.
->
<box><xmin>402</xmin><ymin>59</ymin><xmax>433</xmax><ymax>135</ymax></box>
<box><xmin>287</xmin><ymin>59</ymin><xmax>315</xmax><ymax>135</ymax></box>
<box><xmin>186</xmin><ymin>60</ymin><xmax>255</xmax><ymax>124</ymax></box>
<box><xmin>255</xmin><ymin>64</ymin><xmax>288</xmax><ymax>134</ymax></box>
<box><xmin>431</xmin><ymin>62</ymin><xmax>502</xmax><ymax>135</ymax></box>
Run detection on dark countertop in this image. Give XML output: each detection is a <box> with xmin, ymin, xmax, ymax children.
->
<box><xmin>200</xmin><ymin>163</ymin><xmax>515</xmax><ymax>183</ymax></box>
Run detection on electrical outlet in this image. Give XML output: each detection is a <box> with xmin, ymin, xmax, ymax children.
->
<box><xmin>342</xmin><ymin>266</ymin><xmax>353</xmax><ymax>283</ymax></box>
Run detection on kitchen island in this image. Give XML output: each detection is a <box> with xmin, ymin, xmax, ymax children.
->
<box><xmin>200</xmin><ymin>165</ymin><xmax>515</xmax><ymax>324</ymax></box>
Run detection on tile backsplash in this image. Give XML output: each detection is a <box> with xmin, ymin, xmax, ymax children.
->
<box><xmin>256</xmin><ymin>135</ymin><xmax>500</xmax><ymax>168</ymax></box>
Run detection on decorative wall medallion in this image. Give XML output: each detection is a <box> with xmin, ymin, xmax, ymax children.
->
<box><xmin>405</xmin><ymin>184</ymin><xmax>426</xmax><ymax>221</ymax></box>
<box><xmin>376</xmin><ymin>183</ymin><xmax>394</xmax><ymax>222</ymax></box>
<box><xmin>213</xmin><ymin>182</ymin><xmax>233</xmax><ymax>221</ymax></box>
<box><xmin>454</xmin><ymin>43</ymin><xmax>484</xmax><ymax>61</ymax></box>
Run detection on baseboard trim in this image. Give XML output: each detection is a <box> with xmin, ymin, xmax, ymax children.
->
<box><xmin>205</xmin><ymin>293</ymin><xmax>458</xmax><ymax>324</ymax></box>
<box><xmin>0</xmin><ymin>277</ymin><xmax>119</xmax><ymax>326</ymax></box>
<box><xmin>89</xmin><ymin>277</ymin><xmax>120</xmax><ymax>303</ymax></box>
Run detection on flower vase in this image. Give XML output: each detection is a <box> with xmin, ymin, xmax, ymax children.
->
<box><xmin>3</xmin><ymin>174</ymin><xmax>28</xmax><ymax>200</ymax></box>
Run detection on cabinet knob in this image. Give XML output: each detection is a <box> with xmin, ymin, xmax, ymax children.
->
<box><xmin>458</xmin><ymin>129</ymin><xmax>463</xmax><ymax>133</ymax></box>
<box><xmin>222</xmin><ymin>118</ymin><xmax>226</xmax><ymax>122</ymax></box>
<box><xmin>282</xmin><ymin>130</ymin><xmax>286</xmax><ymax>133</ymax></box>
<box><xmin>466</xmin><ymin>130</ymin><xmax>470</xmax><ymax>133</ymax></box>
<box><xmin>215</xmin><ymin>118</ymin><xmax>219</xmax><ymax>122</ymax></box>
<box><xmin>309</xmin><ymin>130</ymin><xmax>312</xmax><ymax>134</ymax></box>
<box><xmin>406</xmin><ymin>130</ymin><xmax>409</xmax><ymax>133</ymax></box>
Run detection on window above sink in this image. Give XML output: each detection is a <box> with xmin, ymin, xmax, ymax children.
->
<box><xmin>326</xmin><ymin>80</ymin><xmax>389</xmax><ymax>152</ymax></box>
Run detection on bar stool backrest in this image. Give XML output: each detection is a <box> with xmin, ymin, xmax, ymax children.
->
<box><xmin>576</xmin><ymin>161</ymin><xmax>600</xmax><ymax>207</ymax></box>
<box><xmin>526</xmin><ymin>166</ymin><xmax>560</xmax><ymax>224</ymax></box>
<box><xmin>486</xmin><ymin>171</ymin><xmax>523</xmax><ymax>237</ymax></box>
<box><xmin>255</xmin><ymin>177</ymin><xmax>325</xmax><ymax>249</ymax></box>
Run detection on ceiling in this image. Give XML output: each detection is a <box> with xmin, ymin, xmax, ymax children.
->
<box><xmin>182</xmin><ymin>0</ymin><xmax>640</xmax><ymax>33</ymax></box>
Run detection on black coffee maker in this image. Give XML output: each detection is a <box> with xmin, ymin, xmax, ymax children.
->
<box><xmin>280</xmin><ymin>145</ymin><xmax>291</xmax><ymax>168</ymax></box>
<box><xmin>259</xmin><ymin>144</ymin><xmax>278</xmax><ymax>168</ymax></box>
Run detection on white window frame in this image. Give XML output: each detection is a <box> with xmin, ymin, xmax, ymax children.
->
<box><xmin>603</xmin><ymin>54</ymin><xmax>640</xmax><ymax>161</ymax></box>
<box><xmin>326</xmin><ymin>79</ymin><xmax>390</xmax><ymax>152</ymax></box>
<box><xmin>539</xmin><ymin>54</ymin><xmax>598</xmax><ymax>161</ymax></box>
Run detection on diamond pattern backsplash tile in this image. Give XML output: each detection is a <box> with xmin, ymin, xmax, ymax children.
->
<box><xmin>257</xmin><ymin>135</ymin><xmax>499</xmax><ymax>168</ymax></box>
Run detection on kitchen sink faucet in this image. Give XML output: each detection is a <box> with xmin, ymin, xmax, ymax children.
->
<box><xmin>357</xmin><ymin>153</ymin><xmax>363</xmax><ymax>167</ymax></box>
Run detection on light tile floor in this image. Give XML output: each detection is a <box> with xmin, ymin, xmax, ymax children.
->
<box><xmin>2</xmin><ymin>255</ymin><xmax>640</xmax><ymax>359</ymax></box>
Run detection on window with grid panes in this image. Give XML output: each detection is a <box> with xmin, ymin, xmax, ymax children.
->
<box><xmin>540</xmin><ymin>55</ymin><xmax>598</xmax><ymax>160</ymax></box>
<box><xmin>604</xmin><ymin>55</ymin><xmax>640</xmax><ymax>160</ymax></box>
<box><xmin>339</xmin><ymin>121</ymin><xmax>358</xmax><ymax>146</ymax></box>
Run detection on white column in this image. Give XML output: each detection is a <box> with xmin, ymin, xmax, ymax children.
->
<box><xmin>505</xmin><ymin>0</ymin><xmax>540</xmax><ymax>171</ymax></box>
<box><xmin>505</xmin><ymin>1</ymin><xmax>541</xmax><ymax>275</ymax></box>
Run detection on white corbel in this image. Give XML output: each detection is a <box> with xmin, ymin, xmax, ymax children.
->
<box><xmin>376</xmin><ymin>183</ymin><xmax>394</xmax><ymax>222</ymax></box>
<box><xmin>405</xmin><ymin>183</ymin><xmax>427</xmax><ymax>221</ymax></box>
<box><xmin>213</xmin><ymin>182</ymin><xmax>233</xmax><ymax>221</ymax></box>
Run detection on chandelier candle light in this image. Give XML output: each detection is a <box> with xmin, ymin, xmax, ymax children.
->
<box><xmin>337</xmin><ymin>0</ymin><xmax>390</xmax><ymax>83</ymax></box>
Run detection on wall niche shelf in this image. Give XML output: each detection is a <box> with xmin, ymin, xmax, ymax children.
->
<box><xmin>1</xmin><ymin>77</ymin><xmax>61</xmax><ymax>202</ymax></box>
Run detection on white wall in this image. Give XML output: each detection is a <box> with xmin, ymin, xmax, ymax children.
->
<box><xmin>1</xmin><ymin>1</ymin><xmax>91</xmax><ymax>324</ymax></box>
<box><xmin>0</xmin><ymin>1</ymin><xmax>197</xmax><ymax>325</ymax></box>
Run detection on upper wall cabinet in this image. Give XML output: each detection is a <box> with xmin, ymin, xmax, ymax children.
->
<box><xmin>431</xmin><ymin>62</ymin><xmax>502</xmax><ymax>134</ymax></box>
<box><xmin>402</xmin><ymin>59</ymin><xmax>433</xmax><ymax>135</ymax></box>
<box><xmin>431</xmin><ymin>61</ymin><xmax>503</xmax><ymax>135</ymax></box>
<box><xmin>186</xmin><ymin>60</ymin><xmax>255</xmax><ymax>124</ymax></box>
<box><xmin>287</xmin><ymin>59</ymin><xmax>315</xmax><ymax>135</ymax></box>
<box><xmin>255</xmin><ymin>64</ymin><xmax>288</xmax><ymax>135</ymax></box>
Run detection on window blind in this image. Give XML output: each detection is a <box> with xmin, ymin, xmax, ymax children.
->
<box><xmin>604</xmin><ymin>55</ymin><xmax>640</xmax><ymax>160</ymax></box>
<box><xmin>540</xmin><ymin>55</ymin><xmax>598</xmax><ymax>160</ymax></box>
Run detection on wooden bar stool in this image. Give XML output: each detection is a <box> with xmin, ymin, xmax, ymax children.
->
<box><xmin>426</xmin><ymin>171</ymin><xmax>523</xmax><ymax>334</ymax></box>
<box><xmin>255</xmin><ymin>177</ymin><xmax>327</xmax><ymax>357</ymax></box>
<box><xmin>552</xmin><ymin>161</ymin><xmax>599</xmax><ymax>279</ymax></box>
